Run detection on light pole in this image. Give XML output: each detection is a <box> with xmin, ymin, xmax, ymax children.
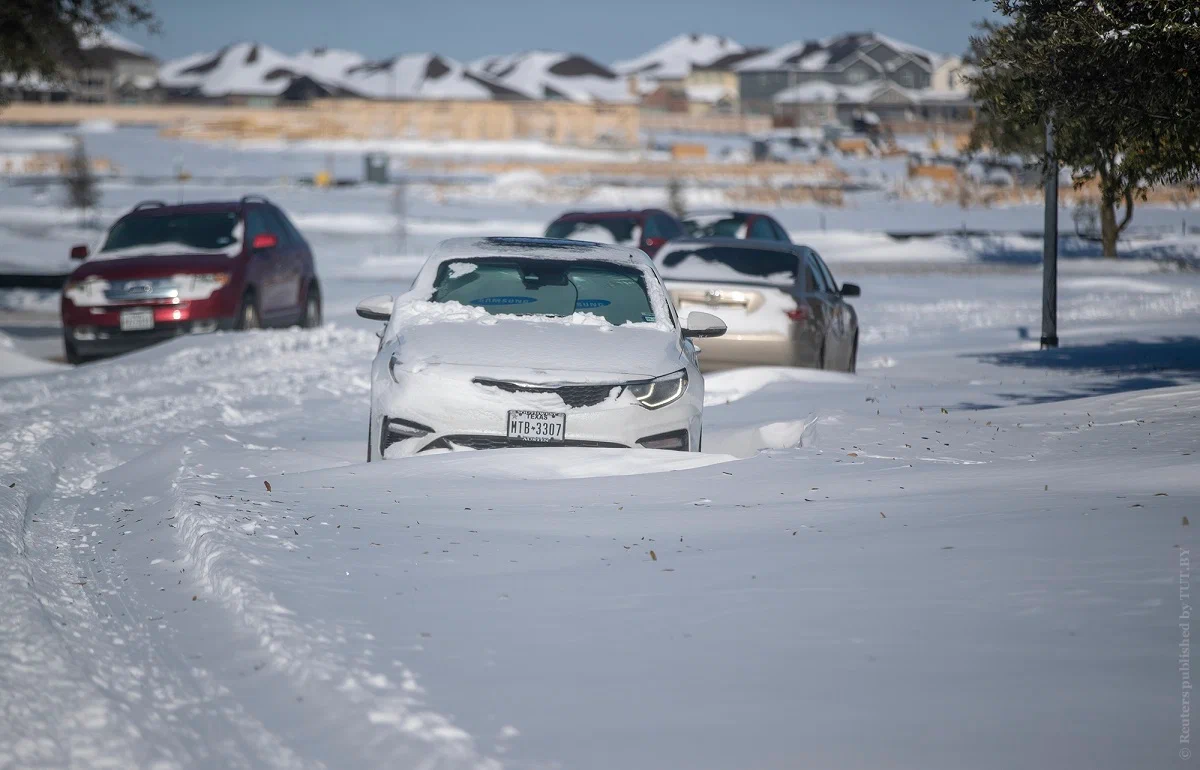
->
<box><xmin>1040</xmin><ymin>114</ymin><xmax>1059</xmax><ymax>349</ymax></box>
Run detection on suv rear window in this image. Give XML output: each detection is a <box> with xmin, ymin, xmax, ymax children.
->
<box><xmin>432</xmin><ymin>258</ymin><xmax>655</xmax><ymax>326</ymax></box>
<box><xmin>683</xmin><ymin>213</ymin><xmax>750</xmax><ymax>238</ymax></box>
<box><xmin>102</xmin><ymin>212</ymin><xmax>241</xmax><ymax>254</ymax></box>
<box><xmin>546</xmin><ymin>217</ymin><xmax>642</xmax><ymax>247</ymax></box>
<box><xmin>658</xmin><ymin>245</ymin><xmax>798</xmax><ymax>285</ymax></box>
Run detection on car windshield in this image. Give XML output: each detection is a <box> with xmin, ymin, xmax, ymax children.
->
<box><xmin>683</xmin><ymin>213</ymin><xmax>750</xmax><ymax>238</ymax></box>
<box><xmin>101</xmin><ymin>212</ymin><xmax>241</xmax><ymax>253</ymax></box>
<box><xmin>545</xmin><ymin>217</ymin><xmax>641</xmax><ymax>247</ymax></box>
<box><xmin>432</xmin><ymin>258</ymin><xmax>656</xmax><ymax>325</ymax></box>
<box><xmin>658</xmin><ymin>245</ymin><xmax>798</xmax><ymax>285</ymax></box>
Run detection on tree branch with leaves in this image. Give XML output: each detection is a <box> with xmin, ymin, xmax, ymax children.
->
<box><xmin>968</xmin><ymin>0</ymin><xmax>1200</xmax><ymax>257</ymax></box>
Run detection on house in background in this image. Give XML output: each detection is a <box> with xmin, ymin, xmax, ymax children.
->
<box><xmin>0</xmin><ymin>28</ymin><xmax>157</xmax><ymax>104</ymax></box>
<box><xmin>684</xmin><ymin>48</ymin><xmax>765</xmax><ymax>115</ymax></box>
<box><xmin>773</xmin><ymin>80</ymin><xmax>975</xmax><ymax>131</ymax></box>
<box><xmin>736</xmin><ymin>32</ymin><xmax>940</xmax><ymax>115</ymax></box>
<box><xmin>931</xmin><ymin>55</ymin><xmax>976</xmax><ymax>93</ymax></box>
<box><xmin>73</xmin><ymin>29</ymin><xmax>159</xmax><ymax>103</ymax></box>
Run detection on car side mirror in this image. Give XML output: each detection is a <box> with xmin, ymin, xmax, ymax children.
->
<box><xmin>251</xmin><ymin>233</ymin><xmax>278</xmax><ymax>250</ymax></box>
<box><xmin>840</xmin><ymin>283</ymin><xmax>861</xmax><ymax>297</ymax></box>
<box><xmin>683</xmin><ymin>311</ymin><xmax>727</xmax><ymax>339</ymax></box>
<box><xmin>356</xmin><ymin>294</ymin><xmax>394</xmax><ymax>322</ymax></box>
<box><xmin>70</xmin><ymin>244</ymin><xmax>89</xmax><ymax>260</ymax></box>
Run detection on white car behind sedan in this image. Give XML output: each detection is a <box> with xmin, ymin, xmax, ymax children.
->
<box><xmin>357</xmin><ymin>237</ymin><xmax>726</xmax><ymax>459</ymax></box>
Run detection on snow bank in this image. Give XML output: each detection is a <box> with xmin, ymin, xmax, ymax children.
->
<box><xmin>703</xmin><ymin>366</ymin><xmax>857</xmax><ymax>406</ymax></box>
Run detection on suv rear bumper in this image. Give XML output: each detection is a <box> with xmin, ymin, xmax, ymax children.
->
<box><xmin>66</xmin><ymin>317</ymin><xmax>238</xmax><ymax>358</ymax></box>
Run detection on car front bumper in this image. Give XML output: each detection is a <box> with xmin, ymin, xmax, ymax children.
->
<box><xmin>65</xmin><ymin>316</ymin><xmax>239</xmax><ymax>358</ymax></box>
<box><xmin>371</xmin><ymin>365</ymin><xmax>703</xmax><ymax>458</ymax></box>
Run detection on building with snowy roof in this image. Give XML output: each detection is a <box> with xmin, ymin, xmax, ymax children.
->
<box><xmin>735</xmin><ymin>32</ymin><xmax>945</xmax><ymax>115</ymax></box>
<box><xmin>1</xmin><ymin>28</ymin><xmax>158</xmax><ymax>105</ymax></box>
<box><xmin>772</xmin><ymin>79</ymin><xmax>975</xmax><ymax>131</ymax></box>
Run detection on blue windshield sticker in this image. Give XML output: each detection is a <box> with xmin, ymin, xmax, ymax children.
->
<box><xmin>576</xmin><ymin>299</ymin><xmax>611</xmax><ymax>309</ymax></box>
<box><xmin>642</xmin><ymin>313</ymin><xmax>656</xmax><ymax>322</ymax></box>
<box><xmin>471</xmin><ymin>296</ymin><xmax>537</xmax><ymax>307</ymax></box>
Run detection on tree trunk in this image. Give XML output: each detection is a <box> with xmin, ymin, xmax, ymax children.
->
<box><xmin>1097</xmin><ymin>163</ymin><xmax>1119</xmax><ymax>258</ymax></box>
<box><xmin>1099</xmin><ymin>195</ymin><xmax>1119</xmax><ymax>258</ymax></box>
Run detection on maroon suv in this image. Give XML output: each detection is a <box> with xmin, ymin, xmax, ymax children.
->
<box><xmin>61</xmin><ymin>196</ymin><xmax>321</xmax><ymax>364</ymax></box>
<box><xmin>544</xmin><ymin>208</ymin><xmax>686</xmax><ymax>257</ymax></box>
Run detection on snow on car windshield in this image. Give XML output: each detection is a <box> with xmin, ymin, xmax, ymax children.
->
<box><xmin>100</xmin><ymin>211</ymin><xmax>242</xmax><ymax>255</ymax></box>
<box><xmin>432</xmin><ymin>258</ymin><xmax>656</xmax><ymax>325</ymax></box>
<box><xmin>545</xmin><ymin>217</ymin><xmax>642</xmax><ymax>247</ymax></box>
<box><xmin>659</xmin><ymin>246</ymin><xmax>798</xmax><ymax>286</ymax></box>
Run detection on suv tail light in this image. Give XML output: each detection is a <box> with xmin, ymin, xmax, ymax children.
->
<box><xmin>786</xmin><ymin>307</ymin><xmax>809</xmax><ymax>322</ymax></box>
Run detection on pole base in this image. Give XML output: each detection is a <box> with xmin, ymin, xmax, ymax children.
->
<box><xmin>1040</xmin><ymin>336</ymin><xmax>1059</xmax><ymax>349</ymax></box>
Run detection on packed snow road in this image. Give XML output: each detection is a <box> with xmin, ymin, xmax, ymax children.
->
<box><xmin>1</xmin><ymin>267</ymin><xmax>1198</xmax><ymax>770</ymax></box>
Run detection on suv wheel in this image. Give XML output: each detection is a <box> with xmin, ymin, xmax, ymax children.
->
<box><xmin>238</xmin><ymin>293</ymin><xmax>261</xmax><ymax>330</ymax></box>
<box><xmin>301</xmin><ymin>284</ymin><xmax>322</xmax><ymax>329</ymax></box>
<box><xmin>63</xmin><ymin>333</ymin><xmax>83</xmax><ymax>365</ymax></box>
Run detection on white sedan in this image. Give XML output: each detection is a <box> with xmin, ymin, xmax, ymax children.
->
<box><xmin>356</xmin><ymin>237</ymin><xmax>727</xmax><ymax>459</ymax></box>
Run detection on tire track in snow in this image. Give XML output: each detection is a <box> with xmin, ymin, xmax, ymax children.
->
<box><xmin>0</xmin><ymin>327</ymin><xmax>411</xmax><ymax>768</ymax></box>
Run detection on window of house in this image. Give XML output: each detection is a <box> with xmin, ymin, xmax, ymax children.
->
<box><xmin>847</xmin><ymin>68</ymin><xmax>868</xmax><ymax>84</ymax></box>
<box><xmin>897</xmin><ymin>70</ymin><xmax>915</xmax><ymax>88</ymax></box>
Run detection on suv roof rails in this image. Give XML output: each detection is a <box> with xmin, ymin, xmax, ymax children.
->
<box><xmin>239</xmin><ymin>194</ymin><xmax>271</xmax><ymax>207</ymax></box>
<box><xmin>132</xmin><ymin>200</ymin><xmax>167</xmax><ymax>211</ymax></box>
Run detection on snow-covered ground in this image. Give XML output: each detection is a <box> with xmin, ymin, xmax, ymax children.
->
<box><xmin>1</xmin><ymin>126</ymin><xmax>1199</xmax><ymax>769</ymax></box>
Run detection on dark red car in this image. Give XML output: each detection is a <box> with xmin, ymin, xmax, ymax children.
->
<box><xmin>544</xmin><ymin>209</ymin><xmax>686</xmax><ymax>257</ymax></box>
<box><xmin>61</xmin><ymin>196</ymin><xmax>321</xmax><ymax>364</ymax></box>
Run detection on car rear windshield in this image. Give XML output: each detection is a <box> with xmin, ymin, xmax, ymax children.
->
<box><xmin>659</xmin><ymin>246</ymin><xmax>798</xmax><ymax>285</ymax></box>
<box><xmin>683</xmin><ymin>213</ymin><xmax>750</xmax><ymax>238</ymax></box>
<box><xmin>432</xmin><ymin>258</ymin><xmax>656</xmax><ymax>325</ymax></box>
<box><xmin>545</xmin><ymin>217</ymin><xmax>642</xmax><ymax>247</ymax></box>
<box><xmin>101</xmin><ymin>212</ymin><xmax>241</xmax><ymax>253</ymax></box>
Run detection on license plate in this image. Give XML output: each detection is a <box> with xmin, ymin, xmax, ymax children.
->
<box><xmin>119</xmin><ymin>307</ymin><xmax>154</xmax><ymax>332</ymax></box>
<box><xmin>507</xmin><ymin>410</ymin><xmax>565</xmax><ymax>443</ymax></box>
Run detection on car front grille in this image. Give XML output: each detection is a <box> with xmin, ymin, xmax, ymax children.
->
<box><xmin>473</xmin><ymin>378</ymin><xmax>621</xmax><ymax>408</ymax></box>
<box><xmin>421</xmin><ymin>435</ymin><xmax>628</xmax><ymax>452</ymax></box>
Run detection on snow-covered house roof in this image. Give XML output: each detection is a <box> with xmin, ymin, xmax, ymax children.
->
<box><xmin>342</xmin><ymin>53</ymin><xmax>527</xmax><ymax>100</ymax></box>
<box><xmin>291</xmin><ymin>48</ymin><xmax>366</xmax><ymax>89</ymax></box>
<box><xmin>685</xmin><ymin>83</ymin><xmax>737</xmax><ymax>104</ymax></box>
<box><xmin>612</xmin><ymin>33</ymin><xmax>744</xmax><ymax>81</ymax></box>
<box><xmin>736</xmin><ymin>32</ymin><xmax>939</xmax><ymax>75</ymax></box>
<box><xmin>159</xmin><ymin>42</ymin><xmax>331</xmax><ymax>98</ymax></box>
<box><xmin>694</xmin><ymin>48</ymin><xmax>770</xmax><ymax>72</ymax></box>
<box><xmin>79</xmin><ymin>28</ymin><xmax>153</xmax><ymax>60</ymax></box>
<box><xmin>472</xmin><ymin>51</ymin><xmax>634</xmax><ymax>104</ymax></box>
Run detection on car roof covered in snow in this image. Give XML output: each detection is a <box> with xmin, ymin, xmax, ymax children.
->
<box><xmin>427</xmin><ymin>236</ymin><xmax>653</xmax><ymax>267</ymax></box>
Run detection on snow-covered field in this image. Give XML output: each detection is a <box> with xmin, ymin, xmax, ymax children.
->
<box><xmin>2</xmin><ymin>126</ymin><xmax>1199</xmax><ymax>769</ymax></box>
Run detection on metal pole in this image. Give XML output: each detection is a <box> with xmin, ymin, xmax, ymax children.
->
<box><xmin>1040</xmin><ymin>115</ymin><xmax>1059</xmax><ymax>349</ymax></box>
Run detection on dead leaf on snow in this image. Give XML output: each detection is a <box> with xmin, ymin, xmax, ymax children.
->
<box><xmin>649</xmin><ymin>550</ymin><xmax>657</xmax><ymax>561</ymax></box>
<box><xmin>264</xmin><ymin>481</ymin><xmax>272</xmax><ymax>492</ymax></box>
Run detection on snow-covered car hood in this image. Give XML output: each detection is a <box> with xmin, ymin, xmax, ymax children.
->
<box><xmin>69</xmin><ymin>252</ymin><xmax>240</xmax><ymax>281</ymax></box>
<box><xmin>389</xmin><ymin>303</ymin><xmax>684</xmax><ymax>381</ymax></box>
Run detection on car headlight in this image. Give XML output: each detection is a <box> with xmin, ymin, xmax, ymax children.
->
<box><xmin>64</xmin><ymin>277</ymin><xmax>107</xmax><ymax>306</ymax></box>
<box><xmin>177</xmin><ymin>273</ymin><xmax>232</xmax><ymax>300</ymax></box>
<box><xmin>627</xmin><ymin>369</ymin><xmax>688</xmax><ymax>409</ymax></box>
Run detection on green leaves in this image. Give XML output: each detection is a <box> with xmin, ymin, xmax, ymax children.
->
<box><xmin>971</xmin><ymin>0</ymin><xmax>1200</xmax><ymax>254</ymax></box>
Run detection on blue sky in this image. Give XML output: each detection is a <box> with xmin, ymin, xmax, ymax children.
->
<box><xmin>119</xmin><ymin>0</ymin><xmax>999</xmax><ymax>63</ymax></box>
